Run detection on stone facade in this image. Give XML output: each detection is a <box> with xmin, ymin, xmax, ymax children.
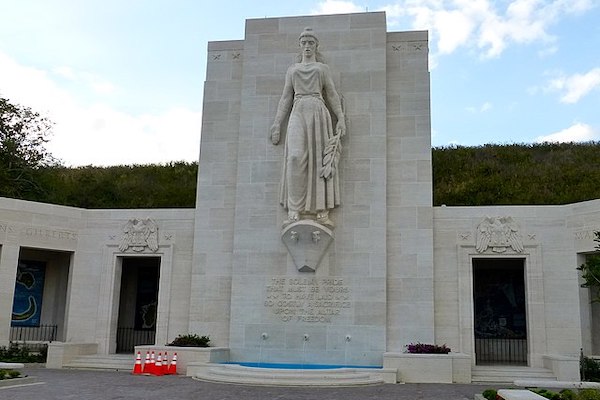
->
<box><xmin>0</xmin><ymin>12</ymin><xmax>599</xmax><ymax>382</ymax></box>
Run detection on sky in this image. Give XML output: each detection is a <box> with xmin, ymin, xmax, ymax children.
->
<box><xmin>0</xmin><ymin>0</ymin><xmax>599</xmax><ymax>167</ymax></box>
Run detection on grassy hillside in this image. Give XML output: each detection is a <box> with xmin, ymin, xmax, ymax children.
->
<box><xmin>2</xmin><ymin>142</ymin><xmax>600</xmax><ymax>208</ymax></box>
<box><xmin>433</xmin><ymin>142</ymin><xmax>600</xmax><ymax>206</ymax></box>
<box><xmin>31</xmin><ymin>162</ymin><xmax>198</xmax><ymax>208</ymax></box>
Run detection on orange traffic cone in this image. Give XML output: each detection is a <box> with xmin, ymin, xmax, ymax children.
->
<box><xmin>148</xmin><ymin>351</ymin><xmax>156</xmax><ymax>375</ymax></box>
<box><xmin>168</xmin><ymin>352</ymin><xmax>178</xmax><ymax>375</ymax></box>
<box><xmin>132</xmin><ymin>351</ymin><xmax>143</xmax><ymax>375</ymax></box>
<box><xmin>143</xmin><ymin>351</ymin><xmax>151</xmax><ymax>374</ymax></box>
<box><xmin>154</xmin><ymin>352</ymin><xmax>164</xmax><ymax>376</ymax></box>
<box><xmin>162</xmin><ymin>352</ymin><xmax>169</xmax><ymax>375</ymax></box>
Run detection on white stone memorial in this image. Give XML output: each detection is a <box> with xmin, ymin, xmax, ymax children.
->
<box><xmin>0</xmin><ymin>11</ymin><xmax>599</xmax><ymax>384</ymax></box>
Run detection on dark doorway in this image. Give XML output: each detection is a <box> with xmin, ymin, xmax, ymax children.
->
<box><xmin>473</xmin><ymin>258</ymin><xmax>527</xmax><ymax>365</ymax></box>
<box><xmin>116</xmin><ymin>257</ymin><xmax>160</xmax><ymax>353</ymax></box>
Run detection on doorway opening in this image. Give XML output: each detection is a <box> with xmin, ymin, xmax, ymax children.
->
<box><xmin>11</xmin><ymin>248</ymin><xmax>72</xmax><ymax>350</ymax></box>
<box><xmin>116</xmin><ymin>257</ymin><xmax>160</xmax><ymax>353</ymax></box>
<box><xmin>473</xmin><ymin>258</ymin><xmax>527</xmax><ymax>365</ymax></box>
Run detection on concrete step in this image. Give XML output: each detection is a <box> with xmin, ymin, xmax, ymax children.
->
<box><xmin>192</xmin><ymin>364</ymin><xmax>385</xmax><ymax>386</ymax></box>
<box><xmin>472</xmin><ymin>366</ymin><xmax>556</xmax><ymax>383</ymax></box>
<box><xmin>63</xmin><ymin>354</ymin><xmax>135</xmax><ymax>371</ymax></box>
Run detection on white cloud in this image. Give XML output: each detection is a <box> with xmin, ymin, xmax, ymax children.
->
<box><xmin>52</xmin><ymin>66</ymin><xmax>117</xmax><ymax>95</ymax></box>
<box><xmin>0</xmin><ymin>51</ymin><xmax>201</xmax><ymax>167</ymax></box>
<box><xmin>311</xmin><ymin>0</ymin><xmax>364</xmax><ymax>14</ymax></box>
<box><xmin>374</xmin><ymin>0</ymin><xmax>595</xmax><ymax>58</ymax></box>
<box><xmin>435</xmin><ymin>9</ymin><xmax>475</xmax><ymax>54</ymax></box>
<box><xmin>536</xmin><ymin>122</ymin><xmax>600</xmax><ymax>143</ymax></box>
<box><xmin>466</xmin><ymin>101</ymin><xmax>492</xmax><ymax>113</ymax></box>
<box><xmin>545</xmin><ymin>68</ymin><xmax>600</xmax><ymax>104</ymax></box>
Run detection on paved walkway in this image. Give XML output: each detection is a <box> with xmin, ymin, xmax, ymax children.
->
<box><xmin>0</xmin><ymin>366</ymin><xmax>508</xmax><ymax>400</ymax></box>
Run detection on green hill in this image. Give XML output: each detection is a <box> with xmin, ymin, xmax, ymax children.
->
<box><xmin>30</xmin><ymin>162</ymin><xmax>198</xmax><ymax>208</ymax></box>
<box><xmin>2</xmin><ymin>142</ymin><xmax>600</xmax><ymax>208</ymax></box>
<box><xmin>433</xmin><ymin>142</ymin><xmax>600</xmax><ymax>206</ymax></box>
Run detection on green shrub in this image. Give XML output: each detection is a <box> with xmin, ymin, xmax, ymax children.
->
<box><xmin>0</xmin><ymin>369</ymin><xmax>22</xmax><ymax>380</ymax></box>
<box><xmin>577</xmin><ymin>389</ymin><xmax>600</xmax><ymax>400</ymax></box>
<box><xmin>532</xmin><ymin>388</ymin><xmax>562</xmax><ymax>399</ymax></box>
<box><xmin>482</xmin><ymin>389</ymin><xmax>497</xmax><ymax>400</ymax></box>
<box><xmin>8</xmin><ymin>370</ymin><xmax>21</xmax><ymax>378</ymax></box>
<box><xmin>560</xmin><ymin>389</ymin><xmax>576</xmax><ymax>400</ymax></box>
<box><xmin>167</xmin><ymin>334</ymin><xmax>210</xmax><ymax>347</ymax></box>
<box><xmin>533</xmin><ymin>388</ymin><xmax>600</xmax><ymax>400</ymax></box>
<box><xmin>0</xmin><ymin>343</ymin><xmax>47</xmax><ymax>363</ymax></box>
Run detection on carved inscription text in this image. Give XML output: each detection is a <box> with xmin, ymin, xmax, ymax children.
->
<box><xmin>1</xmin><ymin>222</ymin><xmax>77</xmax><ymax>241</ymax></box>
<box><xmin>264</xmin><ymin>277</ymin><xmax>351</xmax><ymax>323</ymax></box>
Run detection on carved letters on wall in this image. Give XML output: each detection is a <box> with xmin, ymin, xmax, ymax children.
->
<box><xmin>118</xmin><ymin>218</ymin><xmax>159</xmax><ymax>252</ymax></box>
<box><xmin>475</xmin><ymin>216</ymin><xmax>523</xmax><ymax>253</ymax></box>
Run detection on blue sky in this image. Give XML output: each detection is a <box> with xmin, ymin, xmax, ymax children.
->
<box><xmin>0</xmin><ymin>0</ymin><xmax>599</xmax><ymax>166</ymax></box>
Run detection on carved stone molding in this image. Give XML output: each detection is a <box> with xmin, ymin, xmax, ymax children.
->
<box><xmin>281</xmin><ymin>220</ymin><xmax>333</xmax><ymax>272</ymax></box>
<box><xmin>207</xmin><ymin>51</ymin><xmax>243</xmax><ymax>62</ymax></box>
<box><xmin>118</xmin><ymin>218</ymin><xmax>159</xmax><ymax>252</ymax></box>
<box><xmin>390</xmin><ymin>41</ymin><xmax>428</xmax><ymax>53</ymax></box>
<box><xmin>475</xmin><ymin>216</ymin><xmax>523</xmax><ymax>253</ymax></box>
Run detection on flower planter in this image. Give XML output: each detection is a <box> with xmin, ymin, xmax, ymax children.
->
<box><xmin>383</xmin><ymin>352</ymin><xmax>471</xmax><ymax>383</ymax></box>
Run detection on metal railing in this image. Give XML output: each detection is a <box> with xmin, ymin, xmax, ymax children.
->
<box><xmin>10</xmin><ymin>324</ymin><xmax>57</xmax><ymax>351</ymax></box>
<box><xmin>475</xmin><ymin>338</ymin><xmax>527</xmax><ymax>365</ymax></box>
<box><xmin>116</xmin><ymin>327</ymin><xmax>155</xmax><ymax>353</ymax></box>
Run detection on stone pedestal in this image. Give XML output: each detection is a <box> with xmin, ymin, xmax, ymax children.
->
<box><xmin>281</xmin><ymin>220</ymin><xmax>333</xmax><ymax>272</ymax></box>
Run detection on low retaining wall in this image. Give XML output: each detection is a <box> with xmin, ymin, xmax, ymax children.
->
<box><xmin>46</xmin><ymin>342</ymin><xmax>98</xmax><ymax>369</ymax></box>
<box><xmin>542</xmin><ymin>354</ymin><xmax>580</xmax><ymax>381</ymax></box>
<box><xmin>383</xmin><ymin>352</ymin><xmax>472</xmax><ymax>383</ymax></box>
<box><xmin>135</xmin><ymin>345</ymin><xmax>229</xmax><ymax>375</ymax></box>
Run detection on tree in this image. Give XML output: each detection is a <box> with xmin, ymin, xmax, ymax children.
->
<box><xmin>0</xmin><ymin>97</ymin><xmax>59</xmax><ymax>198</ymax></box>
<box><xmin>578</xmin><ymin>231</ymin><xmax>600</xmax><ymax>303</ymax></box>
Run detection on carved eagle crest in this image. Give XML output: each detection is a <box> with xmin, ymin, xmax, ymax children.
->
<box><xmin>475</xmin><ymin>216</ymin><xmax>523</xmax><ymax>253</ymax></box>
<box><xmin>118</xmin><ymin>218</ymin><xmax>159</xmax><ymax>252</ymax></box>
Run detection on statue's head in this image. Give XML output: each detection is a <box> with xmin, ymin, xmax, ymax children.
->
<box><xmin>298</xmin><ymin>27</ymin><xmax>319</xmax><ymax>45</ymax></box>
<box><xmin>296</xmin><ymin>27</ymin><xmax>324</xmax><ymax>63</ymax></box>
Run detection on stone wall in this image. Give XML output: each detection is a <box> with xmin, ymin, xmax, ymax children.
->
<box><xmin>190</xmin><ymin>12</ymin><xmax>433</xmax><ymax>366</ymax></box>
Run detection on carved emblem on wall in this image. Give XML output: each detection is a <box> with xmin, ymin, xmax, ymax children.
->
<box><xmin>118</xmin><ymin>218</ymin><xmax>159</xmax><ymax>252</ymax></box>
<box><xmin>475</xmin><ymin>216</ymin><xmax>523</xmax><ymax>253</ymax></box>
<box><xmin>281</xmin><ymin>220</ymin><xmax>333</xmax><ymax>272</ymax></box>
<box><xmin>390</xmin><ymin>41</ymin><xmax>428</xmax><ymax>52</ymax></box>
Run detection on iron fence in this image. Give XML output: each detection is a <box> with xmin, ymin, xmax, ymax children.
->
<box><xmin>475</xmin><ymin>338</ymin><xmax>527</xmax><ymax>365</ymax></box>
<box><xmin>9</xmin><ymin>324</ymin><xmax>57</xmax><ymax>351</ymax></box>
<box><xmin>116</xmin><ymin>327</ymin><xmax>155</xmax><ymax>353</ymax></box>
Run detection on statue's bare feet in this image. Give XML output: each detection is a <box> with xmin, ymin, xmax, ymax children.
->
<box><xmin>282</xmin><ymin>210</ymin><xmax>300</xmax><ymax>228</ymax></box>
<box><xmin>316</xmin><ymin>211</ymin><xmax>334</xmax><ymax>228</ymax></box>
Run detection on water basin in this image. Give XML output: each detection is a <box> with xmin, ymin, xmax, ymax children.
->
<box><xmin>223</xmin><ymin>362</ymin><xmax>382</xmax><ymax>369</ymax></box>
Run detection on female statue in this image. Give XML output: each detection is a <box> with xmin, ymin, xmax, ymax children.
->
<box><xmin>270</xmin><ymin>27</ymin><xmax>346</xmax><ymax>228</ymax></box>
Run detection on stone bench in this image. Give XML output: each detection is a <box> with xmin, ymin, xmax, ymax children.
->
<box><xmin>497</xmin><ymin>389</ymin><xmax>547</xmax><ymax>400</ymax></box>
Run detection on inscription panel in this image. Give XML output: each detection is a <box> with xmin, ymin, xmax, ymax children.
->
<box><xmin>0</xmin><ymin>221</ymin><xmax>78</xmax><ymax>243</ymax></box>
<box><xmin>264</xmin><ymin>277</ymin><xmax>352</xmax><ymax>323</ymax></box>
<box><xmin>575</xmin><ymin>229</ymin><xmax>599</xmax><ymax>241</ymax></box>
